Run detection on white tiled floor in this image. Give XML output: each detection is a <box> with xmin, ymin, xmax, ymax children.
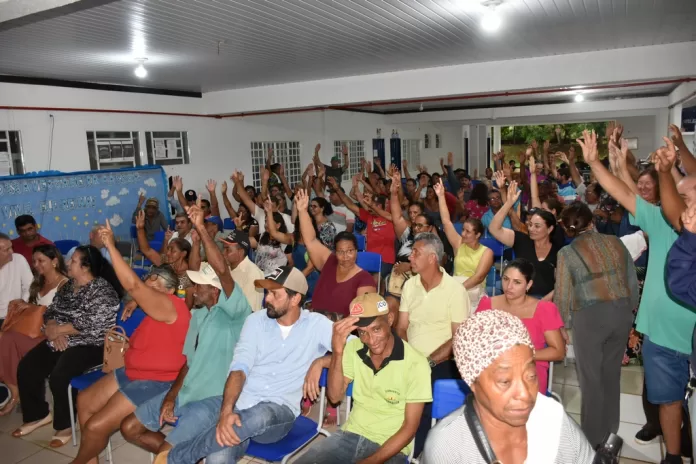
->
<box><xmin>0</xmin><ymin>366</ymin><xmax>659</xmax><ymax>463</ymax></box>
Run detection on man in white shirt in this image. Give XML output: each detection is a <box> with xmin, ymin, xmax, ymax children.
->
<box><xmin>251</xmin><ymin>196</ymin><xmax>293</xmax><ymax>236</ymax></box>
<box><xmin>169</xmin><ymin>213</ymin><xmax>194</xmax><ymax>246</ymax></box>
<box><xmin>328</xmin><ymin>186</ymin><xmax>355</xmax><ymax>233</ymax></box>
<box><xmin>221</xmin><ymin>230</ymin><xmax>264</xmax><ymax>312</ymax></box>
<box><xmin>0</xmin><ymin>233</ymin><xmax>33</xmax><ymax>321</ymax></box>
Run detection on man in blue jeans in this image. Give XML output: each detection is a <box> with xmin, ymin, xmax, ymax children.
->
<box><xmin>154</xmin><ymin>266</ymin><xmax>334</xmax><ymax>464</ymax></box>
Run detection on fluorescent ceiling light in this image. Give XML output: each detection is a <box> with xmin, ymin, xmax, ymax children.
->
<box><xmin>134</xmin><ymin>59</ymin><xmax>147</xmax><ymax>78</ymax></box>
<box><xmin>574</xmin><ymin>94</ymin><xmax>585</xmax><ymax>102</ymax></box>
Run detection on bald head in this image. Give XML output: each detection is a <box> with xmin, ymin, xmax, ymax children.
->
<box><xmin>678</xmin><ymin>175</ymin><xmax>696</xmax><ymax>207</ymax></box>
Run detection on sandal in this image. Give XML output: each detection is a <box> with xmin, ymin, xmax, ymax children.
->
<box><xmin>11</xmin><ymin>413</ymin><xmax>52</xmax><ymax>437</ymax></box>
<box><xmin>301</xmin><ymin>398</ymin><xmax>313</xmax><ymax>417</ymax></box>
<box><xmin>49</xmin><ymin>434</ymin><xmax>71</xmax><ymax>448</ymax></box>
<box><xmin>322</xmin><ymin>406</ymin><xmax>338</xmax><ymax>427</ymax></box>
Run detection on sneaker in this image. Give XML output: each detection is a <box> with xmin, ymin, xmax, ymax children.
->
<box><xmin>635</xmin><ymin>425</ymin><xmax>661</xmax><ymax>445</ymax></box>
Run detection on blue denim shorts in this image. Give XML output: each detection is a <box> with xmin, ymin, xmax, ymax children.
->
<box><xmin>114</xmin><ymin>367</ymin><xmax>173</xmax><ymax>408</ymax></box>
<box><xmin>135</xmin><ymin>393</ymin><xmax>222</xmax><ymax>446</ymax></box>
<box><xmin>642</xmin><ymin>335</ymin><xmax>690</xmax><ymax>404</ymax></box>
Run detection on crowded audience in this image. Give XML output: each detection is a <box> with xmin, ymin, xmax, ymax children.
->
<box><xmin>3</xmin><ymin>120</ymin><xmax>696</xmax><ymax>464</ymax></box>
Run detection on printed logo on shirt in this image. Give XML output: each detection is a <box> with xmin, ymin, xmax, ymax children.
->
<box><xmin>371</xmin><ymin>218</ymin><xmax>388</xmax><ymax>229</ymax></box>
<box><xmin>384</xmin><ymin>389</ymin><xmax>401</xmax><ymax>405</ymax></box>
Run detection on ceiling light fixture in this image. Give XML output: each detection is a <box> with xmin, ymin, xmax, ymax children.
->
<box><xmin>574</xmin><ymin>93</ymin><xmax>585</xmax><ymax>102</ymax></box>
<box><xmin>134</xmin><ymin>58</ymin><xmax>148</xmax><ymax>78</ymax></box>
<box><xmin>481</xmin><ymin>10</ymin><xmax>502</xmax><ymax>32</ymax></box>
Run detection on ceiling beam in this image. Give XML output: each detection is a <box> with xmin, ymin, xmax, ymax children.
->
<box><xmin>0</xmin><ymin>0</ymin><xmax>118</xmax><ymax>31</ymax></box>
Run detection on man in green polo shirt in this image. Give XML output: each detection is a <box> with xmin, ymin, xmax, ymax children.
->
<box><xmin>295</xmin><ymin>293</ymin><xmax>432</xmax><ymax>464</ymax></box>
<box><xmin>119</xmin><ymin>203</ymin><xmax>251</xmax><ymax>455</ymax></box>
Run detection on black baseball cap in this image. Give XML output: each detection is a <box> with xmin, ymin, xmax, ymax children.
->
<box><xmin>185</xmin><ymin>189</ymin><xmax>197</xmax><ymax>202</ymax></box>
<box><xmin>221</xmin><ymin>230</ymin><xmax>250</xmax><ymax>254</ymax></box>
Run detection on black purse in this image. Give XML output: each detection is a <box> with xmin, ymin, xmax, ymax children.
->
<box><xmin>464</xmin><ymin>394</ymin><xmax>502</xmax><ymax>464</ymax></box>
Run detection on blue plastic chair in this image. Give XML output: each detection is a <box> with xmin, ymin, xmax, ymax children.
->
<box><xmin>431</xmin><ymin>379</ymin><xmax>471</xmax><ymax>426</ymax></box>
<box><xmin>153</xmin><ymin>230</ymin><xmax>165</xmax><ymax>242</ymax></box>
<box><xmin>453</xmin><ymin>222</ymin><xmax>464</xmax><ymax>235</ymax></box>
<box><xmin>54</xmin><ymin>239</ymin><xmax>80</xmax><ymax>256</ymax></box>
<box><xmin>245</xmin><ymin>368</ymin><xmax>331</xmax><ymax>463</ymax></box>
<box><xmin>223</xmin><ymin>218</ymin><xmax>236</xmax><ymax>231</ymax></box>
<box><xmin>354</xmin><ymin>233</ymin><xmax>366</xmax><ymax>252</ymax></box>
<box><xmin>68</xmin><ymin>305</ymin><xmax>146</xmax><ymax>451</ymax></box>
<box><xmin>356</xmin><ymin>251</ymin><xmax>382</xmax><ymax>292</ymax></box>
<box><xmin>133</xmin><ymin>267</ymin><xmax>149</xmax><ymax>280</ymax></box>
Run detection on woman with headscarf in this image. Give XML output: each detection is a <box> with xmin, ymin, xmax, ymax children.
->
<box><xmin>422</xmin><ymin>310</ymin><xmax>594</xmax><ymax>464</ymax></box>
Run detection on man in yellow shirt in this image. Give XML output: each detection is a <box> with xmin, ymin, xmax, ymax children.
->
<box><xmin>395</xmin><ymin>232</ymin><xmax>470</xmax><ymax>456</ymax></box>
<box><xmin>295</xmin><ymin>293</ymin><xmax>432</xmax><ymax>464</ymax></box>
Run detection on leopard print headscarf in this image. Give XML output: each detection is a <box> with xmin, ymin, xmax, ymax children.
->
<box><xmin>453</xmin><ymin>309</ymin><xmax>535</xmax><ymax>385</ymax></box>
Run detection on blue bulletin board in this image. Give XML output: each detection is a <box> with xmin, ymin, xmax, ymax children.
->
<box><xmin>0</xmin><ymin>166</ymin><xmax>171</xmax><ymax>243</ymax></box>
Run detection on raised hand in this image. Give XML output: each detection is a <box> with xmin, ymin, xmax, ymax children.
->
<box><xmin>502</xmin><ymin>160</ymin><xmax>512</xmax><ymax>179</ymax></box>
<box><xmin>670</xmin><ymin>124</ymin><xmax>686</xmax><ymax>148</ymax></box>
<box><xmin>206</xmin><ymin>179</ymin><xmax>217</xmax><ymax>192</ymax></box>
<box><xmin>576</xmin><ymin>130</ymin><xmax>599</xmax><ymax>164</ymax></box>
<box><xmin>568</xmin><ymin>145</ymin><xmax>576</xmax><ymax>161</ymax></box>
<box><xmin>98</xmin><ymin>220</ymin><xmax>116</xmax><ymax>248</ymax></box>
<box><xmin>418</xmin><ymin>174</ymin><xmax>428</xmax><ymax>188</ymax></box>
<box><xmin>341</xmin><ymin>144</ymin><xmax>348</xmax><ymax>156</ymax></box>
<box><xmin>352</xmin><ymin>174</ymin><xmax>360</xmax><ymax>188</ymax></box>
<box><xmin>326</xmin><ymin>176</ymin><xmax>339</xmax><ymax>190</ymax></box>
<box><xmin>447</xmin><ymin>151</ymin><xmax>454</xmax><ymax>167</ymax></box>
<box><xmin>506</xmin><ymin>180</ymin><xmax>521</xmax><ymax>205</ymax></box>
<box><xmin>652</xmin><ymin>137</ymin><xmax>678</xmax><ymax>173</ymax></box>
<box><xmin>295</xmin><ymin>188</ymin><xmax>309</xmax><ymax>212</ymax></box>
<box><xmin>278</xmin><ymin>164</ymin><xmax>285</xmax><ymax>177</ymax></box>
<box><xmin>556</xmin><ymin>152</ymin><xmax>569</xmax><ymax>164</ymax></box>
<box><xmin>136</xmin><ymin>210</ymin><xmax>146</xmax><ymax>230</ymax></box>
<box><xmin>221</xmin><ymin>181</ymin><xmax>228</xmax><ymax>194</ymax></box>
<box><xmin>137</xmin><ymin>192</ymin><xmax>146</xmax><ymax>207</ymax></box>
<box><xmin>173</xmin><ymin>176</ymin><xmax>183</xmax><ymax>192</ymax></box>
<box><xmin>543</xmin><ymin>140</ymin><xmax>550</xmax><ymax>153</ymax></box>
<box><xmin>493</xmin><ymin>171</ymin><xmax>506</xmax><ymax>189</ymax></box>
<box><xmin>314</xmin><ymin>143</ymin><xmax>321</xmax><ymax>154</ymax></box>
<box><xmin>402</xmin><ymin>159</ymin><xmax>409</xmax><ymax>170</ymax></box>
<box><xmin>390</xmin><ymin>170</ymin><xmax>401</xmax><ymax>194</ymax></box>
<box><xmin>186</xmin><ymin>203</ymin><xmax>206</xmax><ymax>228</ymax></box>
<box><xmin>531</xmin><ymin>140</ymin><xmax>538</xmax><ymax>151</ymax></box>
<box><xmin>528</xmin><ymin>154</ymin><xmax>536</xmax><ymax>167</ymax></box>
<box><xmin>261</xmin><ymin>168</ymin><xmax>270</xmax><ymax>184</ymax></box>
<box><xmin>164</xmin><ymin>228</ymin><xmax>174</xmax><ymax>243</ymax></box>
<box><xmin>433</xmin><ymin>178</ymin><xmax>445</xmax><ymax>198</ymax></box>
<box><xmin>525</xmin><ymin>145</ymin><xmax>533</xmax><ymax>158</ymax></box>
<box><xmin>439</xmin><ymin>157</ymin><xmax>445</xmax><ymax>171</ymax></box>
<box><xmin>191</xmin><ymin>229</ymin><xmax>201</xmax><ymax>245</ymax></box>
<box><xmin>263</xmin><ymin>197</ymin><xmax>273</xmax><ymax>214</ymax></box>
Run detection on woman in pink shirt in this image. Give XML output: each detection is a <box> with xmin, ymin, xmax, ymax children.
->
<box><xmin>476</xmin><ymin>258</ymin><xmax>566</xmax><ymax>395</ymax></box>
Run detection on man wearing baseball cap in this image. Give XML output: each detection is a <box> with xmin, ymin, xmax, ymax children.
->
<box><xmin>219</xmin><ymin>230</ymin><xmax>264</xmax><ymax>312</ymax></box>
<box><xmin>132</xmin><ymin>195</ymin><xmax>168</xmax><ymax>241</ymax></box>
<box><xmin>296</xmin><ymin>293</ymin><xmax>432</xmax><ymax>464</ymax></box>
<box><xmin>122</xmin><ymin>204</ymin><xmax>251</xmax><ymax>457</ymax></box>
<box><xmin>156</xmin><ymin>265</ymin><xmax>335</xmax><ymax>464</ymax></box>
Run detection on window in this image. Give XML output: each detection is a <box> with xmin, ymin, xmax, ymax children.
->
<box><xmin>145</xmin><ymin>131</ymin><xmax>190</xmax><ymax>166</ymax></box>
<box><xmin>250</xmin><ymin>141</ymin><xmax>301</xmax><ymax>191</ymax></box>
<box><xmin>87</xmin><ymin>131</ymin><xmax>140</xmax><ymax>171</ymax></box>
<box><xmin>0</xmin><ymin>130</ymin><xmax>24</xmax><ymax>176</ymax></box>
<box><xmin>333</xmin><ymin>140</ymin><xmax>364</xmax><ymax>181</ymax></box>
<box><xmin>402</xmin><ymin>139</ymin><xmax>421</xmax><ymax>169</ymax></box>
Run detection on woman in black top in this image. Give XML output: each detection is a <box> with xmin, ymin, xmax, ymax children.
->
<box><xmin>488</xmin><ymin>181</ymin><xmax>559</xmax><ymax>300</ymax></box>
<box><xmin>13</xmin><ymin>246</ymin><xmax>123</xmax><ymax>446</ymax></box>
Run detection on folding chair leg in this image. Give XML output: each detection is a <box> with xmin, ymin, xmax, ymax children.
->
<box><xmin>68</xmin><ymin>385</ymin><xmax>77</xmax><ymax>446</ymax></box>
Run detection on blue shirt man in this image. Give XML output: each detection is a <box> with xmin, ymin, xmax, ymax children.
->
<box><xmin>158</xmin><ymin>266</ymin><xmax>334</xmax><ymax>464</ymax></box>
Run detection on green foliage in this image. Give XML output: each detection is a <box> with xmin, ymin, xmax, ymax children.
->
<box><xmin>500</xmin><ymin>122</ymin><xmax>608</xmax><ymax>144</ymax></box>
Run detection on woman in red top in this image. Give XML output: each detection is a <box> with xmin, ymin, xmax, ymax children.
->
<box><xmin>475</xmin><ymin>258</ymin><xmax>565</xmax><ymax>395</ymax></box>
<box><xmin>71</xmin><ymin>222</ymin><xmax>190</xmax><ymax>464</ymax></box>
<box><xmin>465</xmin><ymin>183</ymin><xmax>490</xmax><ymax>219</ymax></box>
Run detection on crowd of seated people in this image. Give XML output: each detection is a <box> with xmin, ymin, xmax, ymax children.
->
<box><xmin>3</xmin><ymin>122</ymin><xmax>696</xmax><ymax>464</ymax></box>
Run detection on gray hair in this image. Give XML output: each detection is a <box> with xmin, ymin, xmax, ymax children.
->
<box><xmin>414</xmin><ymin>232</ymin><xmax>444</xmax><ymax>262</ymax></box>
<box><xmin>0</xmin><ymin>232</ymin><xmax>10</xmax><ymax>242</ymax></box>
<box><xmin>146</xmin><ymin>264</ymin><xmax>180</xmax><ymax>291</ymax></box>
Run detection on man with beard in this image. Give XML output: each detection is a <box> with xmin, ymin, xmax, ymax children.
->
<box><xmin>295</xmin><ymin>293</ymin><xmax>431</xmax><ymax>463</ymax></box>
<box><xmin>120</xmin><ymin>203</ymin><xmax>251</xmax><ymax>457</ymax></box>
<box><xmin>153</xmin><ymin>265</ymin><xmax>334</xmax><ymax>464</ymax></box>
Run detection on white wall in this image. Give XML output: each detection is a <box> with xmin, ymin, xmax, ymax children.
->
<box><xmin>0</xmin><ymin>83</ymin><xmax>462</xmax><ymax>217</ymax></box>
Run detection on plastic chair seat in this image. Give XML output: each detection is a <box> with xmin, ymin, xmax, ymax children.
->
<box><xmin>54</xmin><ymin>240</ymin><xmax>80</xmax><ymax>255</ymax></box>
<box><xmin>246</xmin><ymin>415</ymin><xmax>319</xmax><ymax>462</ymax></box>
<box><xmin>70</xmin><ymin>370</ymin><xmax>106</xmax><ymax>390</ymax></box>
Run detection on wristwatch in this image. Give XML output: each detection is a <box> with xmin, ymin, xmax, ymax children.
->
<box><xmin>427</xmin><ymin>356</ymin><xmax>436</xmax><ymax>368</ymax></box>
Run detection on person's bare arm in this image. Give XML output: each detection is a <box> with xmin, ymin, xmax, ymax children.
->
<box><xmin>189</xmin><ymin>231</ymin><xmax>202</xmax><ymax>275</ymax></box>
<box><xmin>435</xmin><ymin>179</ymin><xmax>462</xmax><ymax>250</ymax></box>
<box><xmin>341</xmin><ymin>144</ymin><xmax>349</xmax><ymax>172</ymax></box>
<box><xmin>278</xmin><ymin>165</ymin><xmax>294</xmax><ymax>200</ymax></box>
<box><xmin>464</xmin><ymin>249</ymin><xmax>494</xmax><ymax>290</ymax></box>
<box><xmin>335</xmin><ymin>177</ymin><xmax>361</xmax><ymax>216</ymax></box>
<box><xmin>428</xmin><ymin>324</ymin><xmax>461</xmax><ymax>364</ymax></box>
<box><xmin>99</xmin><ymin>221</ymin><xmax>177</xmax><ymax>323</ymax></box>
<box><xmin>528</xmin><ymin>152</ymin><xmax>541</xmax><ymax>209</ymax></box>
<box><xmin>609</xmin><ymin>137</ymin><xmax>638</xmax><ymax>195</ymax></box>
<box><xmin>654</xmin><ymin>138</ymin><xmax>686</xmax><ymax>231</ymax></box>
<box><xmin>402</xmin><ymin>159</ymin><xmax>413</xmax><ymax>181</ymax></box>
<box><xmin>536</xmin><ymin>329</ymin><xmax>566</xmax><ymax>362</ymax></box>
<box><xmin>264</xmin><ymin>199</ymin><xmax>294</xmax><ymax>245</ymax></box>
<box><xmin>260</xmin><ymin>168</ymin><xmax>270</xmax><ymax>203</ymax></box>
<box><xmin>396</xmin><ymin>312</ymin><xmax>409</xmax><ymax>341</ymax></box>
<box><xmin>231</xmin><ymin>170</ymin><xmax>257</xmax><ymax>216</ymax></box>
<box><xmin>175</xmin><ymin>178</ymin><xmax>187</xmax><ymax>210</ymax></box>
<box><xmin>579</xmin><ymin>130</ymin><xmax>637</xmax><ymax>216</ymax></box>
<box><xmin>220</xmin><ymin>182</ymin><xmax>238</xmax><ymax>220</ymax></box>
<box><xmin>389</xmin><ymin>172</ymin><xmax>410</xmax><ymax>238</ymax></box>
<box><xmin>205</xmin><ymin>180</ymin><xmax>221</xmax><ymax>217</ymax></box>
<box><xmin>562</xmin><ymin>147</ymin><xmax>584</xmax><ymax>187</ymax></box>
<box><xmin>327</xmin><ymin>318</ymin><xmax>358</xmax><ymax>404</ymax></box>
<box><xmin>671</xmin><ymin>124</ymin><xmax>696</xmax><ymax>175</ymax></box>
<box><xmin>296</xmin><ymin>189</ymin><xmax>331</xmax><ymax>271</ymax></box>
<box><xmin>188</xmin><ymin>204</ymin><xmax>234</xmax><ymax>297</ymax></box>
<box><xmin>489</xmin><ymin>182</ymin><xmax>519</xmax><ymax>247</ymax></box>
<box><xmin>135</xmin><ymin>211</ymin><xmax>163</xmax><ymax>265</ymax></box>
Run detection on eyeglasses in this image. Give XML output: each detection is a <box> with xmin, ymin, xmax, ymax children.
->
<box><xmin>413</xmin><ymin>223</ymin><xmax>428</xmax><ymax>230</ymax></box>
<box><xmin>335</xmin><ymin>248</ymin><xmax>357</xmax><ymax>257</ymax></box>
<box><xmin>145</xmin><ymin>267</ymin><xmax>179</xmax><ymax>288</ymax></box>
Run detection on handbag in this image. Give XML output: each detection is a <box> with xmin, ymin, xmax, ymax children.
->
<box><xmin>387</xmin><ymin>267</ymin><xmax>412</xmax><ymax>297</ymax></box>
<box><xmin>464</xmin><ymin>394</ymin><xmax>502</xmax><ymax>464</ymax></box>
<box><xmin>1</xmin><ymin>304</ymin><xmax>46</xmax><ymax>339</ymax></box>
<box><xmin>102</xmin><ymin>326</ymin><xmax>129</xmax><ymax>373</ymax></box>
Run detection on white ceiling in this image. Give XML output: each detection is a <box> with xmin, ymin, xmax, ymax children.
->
<box><xmin>0</xmin><ymin>0</ymin><xmax>695</xmax><ymax>93</ymax></box>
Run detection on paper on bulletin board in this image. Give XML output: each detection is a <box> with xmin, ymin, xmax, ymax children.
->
<box><xmin>154</xmin><ymin>139</ymin><xmax>167</xmax><ymax>159</ymax></box>
<box><xmin>0</xmin><ymin>153</ymin><xmax>11</xmax><ymax>176</ymax></box>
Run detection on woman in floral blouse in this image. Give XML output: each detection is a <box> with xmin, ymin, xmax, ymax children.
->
<box><xmin>12</xmin><ymin>246</ymin><xmax>124</xmax><ymax>447</ymax></box>
<box><xmin>309</xmin><ymin>197</ymin><xmax>337</xmax><ymax>251</ymax></box>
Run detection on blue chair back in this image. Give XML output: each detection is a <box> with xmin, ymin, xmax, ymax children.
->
<box><xmin>153</xmin><ymin>231</ymin><xmax>165</xmax><ymax>242</ymax></box>
<box><xmin>453</xmin><ymin>222</ymin><xmax>464</xmax><ymax>235</ymax></box>
<box><xmin>356</xmin><ymin>251</ymin><xmax>381</xmax><ymax>274</ymax></box>
<box><xmin>170</xmin><ymin>219</ymin><xmax>176</xmax><ymax>230</ymax></box>
<box><xmin>115</xmin><ymin>305</ymin><xmax>146</xmax><ymax>337</ymax></box>
<box><xmin>223</xmin><ymin>218</ymin><xmax>236</xmax><ymax>230</ymax></box>
<box><xmin>479</xmin><ymin>237</ymin><xmax>506</xmax><ymax>257</ymax></box>
<box><xmin>54</xmin><ymin>239</ymin><xmax>80</xmax><ymax>255</ymax></box>
<box><xmin>130</xmin><ymin>225</ymin><xmax>138</xmax><ymax>240</ymax></box>
<box><xmin>354</xmin><ymin>233</ymin><xmax>366</xmax><ymax>252</ymax></box>
<box><xmin>133</xmin><ymin>268</ymin><xmax>149</xmax><ymax>280</ymax></box>
<box><xmin>432</xmin><ymin>379</ymin><xmax>470</xmax><ymax>421</ymax></box>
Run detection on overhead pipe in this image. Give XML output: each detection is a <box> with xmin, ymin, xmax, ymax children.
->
<box><xmin>1</xmin><ymin>77</ymin><xmax>692</xmax><ymax>119</ymax></box>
